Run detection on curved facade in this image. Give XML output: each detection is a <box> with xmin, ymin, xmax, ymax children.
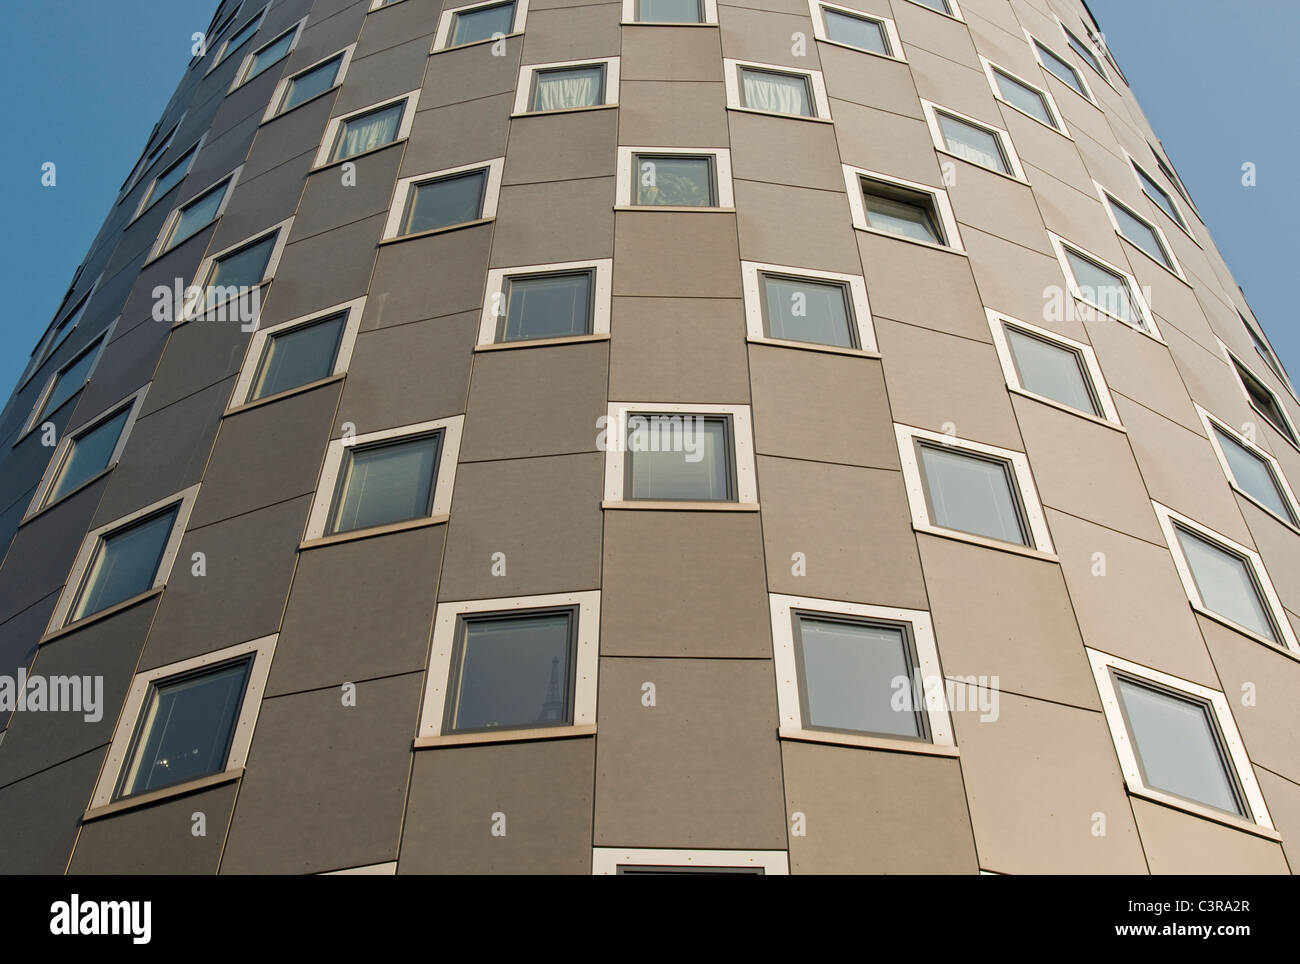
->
<box><xmin>0</xmin><ymin>0</ymin><xmax>1298</xmax><ymax>875</ymax></box>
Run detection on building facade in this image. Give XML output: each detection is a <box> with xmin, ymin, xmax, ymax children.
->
<box><xmin>0</xmin><ymin>0</ymin><xmax>1297</xmax><ymax>874</ymax></box>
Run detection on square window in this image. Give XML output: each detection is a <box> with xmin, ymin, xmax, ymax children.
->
<box><xmin>500</xmin><ymin>270</ymin><xmax>593</xmax><ymax>342</ymax></box>
<box><xmin>163</xmin><ymin>178</ymin><xmax>232</xmax><ymax>252</ymax></box>
<box><xmin>1232</xmin><ymin>358</ymin><xmax>1297</xmax><ymax>444</ymax></box>
<box><xmin>33</xmin><ymin>336</ymin><xmax>105</xmax><ymax>425</ymax></box>
<box><xmin>277</xmin><ymin>54</ymin><xmax>344</xmax><ymax>114</ymax></box>
<box><xmin>402</xmin><ymin>169</ymin><xmax>488</xmax><ymax>233</ymax></box>
<box><xmin>1210</xmin><ymin>422</ymin><xmax>1297</xmax><ymax>525</ymax></box>
<box><xmin>917</xmin><ymin>443</ymin><xmax>1028</xmax><ymax>546</ymax></box>
<box><xmin>1174</xmin><ymin>526</ymin><xmax>1279</xmax><ymax>643</ymax></box>
<box><xmin>116</xmin><ymin>658</ymin><xmax>252</xmax><ymax>800</ymax></box>
<box><xmin>444</xmin><ymin>610</ymin><xmax>577</xmax><ymax>733</ymax></box>
<box><xmin>637</xmin><ymin>0</ymin><xmax>702</xmax><ymax>22</ymax></box>
<box><xmin>1063</xmin><ymin>25</ymin><xmax>1105</xmax><ymax>77</ymax></box>
<box><xmin>625</xmin><ymin>414</ymin><xmax>734</xmax><ymax>501</ymax></box>
<box><xmin>42</xmin><ymin>405</ymin><xmax>133</xmax><ymax>508</ymax></box>
<box><xmin>861</xmin><ymin>180</ymin><xmax>942</xmax><ymax>243</ymax></box>
<box><xmin>533</xmin><ymin>64</ymin><xmax>605</xmax><ymax>111</ymax></box>
<box><xmin>822</xmin><ymin>8</ymin><xmax>889</xmax><ymax>56</ymax></box>
<box><xmin>1102</xmin><ymin>191</ymin><xmax>1174</xmax><ymax>270</ymax></box>
<box><xmin>1005</xmin><ymin>326</ymin><xmax>1099</xmax><ymax>416</ymax></box>
<box><xmin>989</xmin><ymin>65</ymin><xmax>1058</xmax><ymax>129</ymax></box>
<box><xmin>451</xmin><ymin>0</ymin><xmax>516</xmax><ymax>44</ymax></box>
<box><xmin>331</xmin><ymin>102</ymin><xmax>404</xmax><ymax>162</ymax></box>
<box><xmin>935</xmin><ymin>110</ymin><xmax>1010</xmax><ymax>174</ymax></box>
<box><xmin>242</xmin><ymin>24</ymin><xmax>298</xmax><ymax>83</ymax></box>
<box><xmin>738</xmin><ymin>66</ymin><xmax>812</xmax><ymax>116</ymax></box>
<box><xmin>250</xmin><ymin>312</ymin><xmax>347</xmax><ymax>401</ymax></box>
<box><xmin>204</xmin><ymin>233</ymin><xmax>277</xmax><ymax>310</ymax></box>
<box><xmin>1033</xmin><ymin>39</ymin><xmax>1088</xmax><ymax>98</ymax></box>
<box><xmin>70</xmin><ymin>506</ymin><xmax>179</xmax><ymax>624</ymax></box>
<box><xmin>215</xmin><ymin>12</ymin><xmax>264</xmax><ymax>66</ymax></box>
<box><xmin>1058</xmin><ymin>242</ymin><xmax>1145</xmax><ymax>330</ymax></box>
<box><xmin>327</xmin><ymin>432</ymin><xmax>443</xmax><ymax>534</ymax></box>
<box><xmin>634</xmin><ymin>154</ymin><xmax>714</xmax><ymax>206</ymax></box>
<box><xmin>139</xmin><ymin>142</ymin><xmax>199</xmax><ymax>213</ymax></box>
<box><xmin>1131</xmin><ymin>159</ymin><xmax>1187</xmax><ymax>230</ymax></box>
<box><xmin>761</xmin><ymin>273</ymin><xmax>855</xmax><ymax>348</ymax></box>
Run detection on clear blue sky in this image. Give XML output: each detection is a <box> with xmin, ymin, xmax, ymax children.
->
<box><xmin>0</xmin><ymin>0</ymin><xmax>1296</xmax><ymax>396</ymax></box>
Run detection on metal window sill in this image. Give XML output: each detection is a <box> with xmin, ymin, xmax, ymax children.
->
<box><xmin>83</xmin><ymin>769</ymin><xmax>244</xmax><ymax>823</ymax></box>
<box><xmin>414</xmin><ymin>724</ymin><xmax>596</xmax><ymax>749</ymax></box>
<box><xmin>779</xmin><ymin>727</ymin><xmax>959</xmax><ymax>757</ymax></box>
<box><xmin>475</xmin><ymin>333</ymin><xmax>610</xmax><ymax>352</ymax></box>
<box><xmin>1126</xmin><ymin>784</ymin><xmax>1281</xmax><ymax>842</ymax></box>
<box><xmin>299</xmin><ymin>514</ymin><xmax>449</xmax><ymax>551</ymax></box>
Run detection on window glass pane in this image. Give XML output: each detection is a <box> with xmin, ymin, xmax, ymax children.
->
<box><xmin>1116</xmin><ymin>678</ymin><xmax>1242</xmax><ymax>815</ymax></box>
<box><xmin>994</xmin><ymin>70</ymin><xmax>1054</xmax><ymax>126</ymax></box>
<box><xmin>1109</xmin><ymin>200</ymin><xmax>1172</xmax><ymax>268</ymax></box>
<box><xmin>451</xmin><ymin>1</ymin><xmax>516</xmax><ymax>44</ymax></box>
<box><xmin>247</xmin><ymin>30</ymin><xmax>295</xmax><ymax>80</ymax></box>
<box><xmin>1176</xmin><ymin>527</ymin><xmax>1277</xmax><ymax>641</ymax></box>
<box><xmin>628</xmin><ymin>416</ymin><xmax>731</xmax><ymax>501</ymax></box>
<box><xmin>332</xmin><ymin>102</ymin><xmax>404</xmax><ymax>161</ymax></box>
<box><xmin>329</xmin><ymin>434</ymin><xmax>440</xmax><ymax>533</ymax></box>
<box><xmin>281</xmin><ymin>56</ymin><xmax>341</xmax><ymax>112</ymax></box>
<box><xmin>639</xmin><ymin>0</ymin><xmax>701</xmax><ymax>22</ymax></box>
<box><xmin>448</xmin><ymin>613</ymin><xmax>574</xmax><ymax>731</ymax></box>
<box><xmin>796</xmin><ymin>616</ymin><xmax>921</xmax><ymax>738</ymax></box>
<box><xmin>1064</xmin><ymin>250</ymin><xmax>1137</xmax><ymax>326</ymax></box>
<box><xmin>762</xmin><ymin>275</ymin><xmax>854</xmax><ymax>348</ymax></box>
<box><xmin>72</xmin><ymin>508</ymin><xmax>178</xmax><ymax>622</ymax></box>
<box><xmin>635</xmin><ymin>155</ymin><xmax>714</xmax><ymax>206</ymax></box>
<box><xmin>532</xmin><ymin>66</ymin><xmax>603</xmax><ymax>111</ymax></box>
<box><xmin>221</xmin><ymin>17</ymin><xmax>261</xmax><ymax>60</ymax></box>
<box><xmin>502</xmin><ymin>272</ymin><xmax>591</xmax><ymax>342</ymax></box>
<box><xmin>1065</xmin><ymin>29</ymin><xmax>1104</xmax><ymax>75</ymax></box>
<box><xmin>167</xmin><ymin>182</ymin><xmax>229</xmax><ymax>249</ymax></box>
<box><xmin>740</xmin><ymin>68</ymin><xmax>812</xmax><ymax>116</ymax></box>
<box><xmin>402</xmin><ymin>170</ymin><xmax>487</xmax><ymax>233</ymax></box>
<box><xmin>39</xmin><ymin>343</ymin><xmax>101</xmax><ymax>421</ymax></box>
<box><xmin>1135</xmin><ymin>165</ymin><xmax>1184</xmax><ymax>227</ymax></box>
<box><xmin>937</xmin><ymin>112</ymin><xmax>1009</xmax><ymax>174</ymax></box>
<box><xmin>919</xmin><ymin>444</ymin><xmax>1027</xmax><ymax>545</ymax></box>
<box><xmin>1234</xmin><ymin>362</ymin><xmax>1295</xmax><ymax>442</ymax></box>
<box><xmin>862</xmin><ymin>187</ymin><xmax>941</xmax><ymax>244</ymax></box>
<box><xmin>118</xmin><ymin>661</ymin><xmax>251</xmax><ymax>799</ymax></box>
<box><xmin>205</xmin><ymin>234</ymin><xmax>277</xmax><ymax>308</ymax></box>
<box><xmin>1035</xmin><ymin>42</ymin><xmax>1086</xmax><ymax>96</ymax></box>
<box><xmin>1214</xmin><ymin>428</ymin><xmax>1295</xmax><ymax>523</ymax></box>
<box><xmin>47</xmin><ymin>408</ymin><xmax>131</xmax><ymax>504</ymax></box>
<box><xmin>251</xmin><ymin>313</ymin><xmax>347</xmax><ymax>400</ymax></box>
<box><xmin>146</xmin><ymin>147</ymin><xmax>196</xmax><ymax>208</ymax></box>
<box><xmin>1005</xmin><ymin>327</ymin><xmax>1098</xmax><ymax>415</ymax></box>
<box><xmin>909</xmin><ymin>0</ymin><xmax>951</xmax><ymax>12</ymax></box>
<box><xmin>823</xmin><ymin>9</ymin><xmax>889</xmax><ymax>55</ymax></box>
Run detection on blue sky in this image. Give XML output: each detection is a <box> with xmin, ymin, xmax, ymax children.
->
<box><xmin>0</xmin><ymin>0</ymin><xmax>1296</xmax><ymax>397</ymax></box>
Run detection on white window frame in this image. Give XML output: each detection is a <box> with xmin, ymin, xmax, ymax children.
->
<box><xmin>842</xmin><ymin>164</ymin><xmax>963</xmax><ymax>254</ymax></box>
<box><xmin>602</xmin><ymin>402</ymin><xmax>758</xmax><ymax>508</ymax></box>
<box><xmin>1087</xmin><ymin>648</ymin><xmax>1275</xmax><ymax>834</ymax></box>
<box><xmin>615</xmin><ymin>146</ymin><xmax>734</xmax><ymax>209</ymax></box>
<box><xmin>895</xmin><ymin>423</ymin><xmax>1055</xmax><ymax>556</ymax></box>
<box><xmin>434</xmin><ymin>0</ymin><xmax>530</xmax><ymax>50</ymax></box>
<box><xmin>304</xmin><ymin>416</ymin><xmax>465</xmax><ymax>543</ymax></box>
<box><xmin>415</xmin><ymin>591</ymin><xmax>600</xmax><ymax>745</ymax></box>
<box><xmin>131</xmin><ymin>133</ymin><xmax>207</xmax><ymax>221</ymax></box>
<box><xmin>592</xmin><ymin>848</ymin><xmax>789</xmax><ymax>874</ymax></box>
<box><xmin>47</xmin><ymin>484</ymin><xmax>201</xmax><ymax>635</ymax></box>
<box><xmin>477</xmin><ymin>260</ymin><xmax>612</xmax><ymax>347</ymax></box>
<box><xmin>181</xmin><ymin>216</ymin><xmax>294</xmax><ymax>323</ymax></box>
<box><xmin>808</xmin><ymin>1</ymin><xmax>904</xmax><ymax>62</ymax></box>
<box><xmin>1152</xmin><ymin>500</ymin><xmax>1299</xmax><ymax>655</ymax></box>
<box><xmin>1217</xmin><ymin>339</ymin><xmax>1300</xmax><ymax>448</ymax></box>
<box><xmin>19</xmin><ymin>321</ymin><xmax>117</xmax><ymax>440</ymax></box>
<box><xmin>25</xmin><ymin>386</ymin><xmax>149</xmax><ymax>521</ymax></box>
<box><xmin>229</xmin><ymin>296</ymin><xmax>366</xmax><ymax>409</ymax></box>
<box><xmin>312</xmin><ymin>89</ymin><xmax>422</xmax><ymax>169</ymax></box>
<box><xmin>229</xmin><ymin>16</ymin><xmax>307</xmax><ymax>91</ymax></box>
<box><xmin>899</xmin><ymin>0</ymin><xmax>962</xmax><ymax>21</ymax></box>
<box><xmin>741</xmin><ymin>261</ymin><xmax>876</xmax><ymax>354</ymax></box>
<box><xmin>921</xmin><ymin>99</ymin><xmax>1026</xmax><ymax>182</ymax></box>
<box><xmin>723</xmin><ymin>58</ymin><xmax>832</xmax><ymax>121</ymax></box>
<box><xmin>381</xmin><ymin>158</ymin><xmax>505</xmax><ymax>241</ymax></box>
<box><xmin>1198</xmin><ymin>404</ymin><xmax>1300</xmax><ymax>530</ymax></box>
<box><xmin>88</xmin><ymin>634</ymin><xmax>278</xmax><ymax>812</ymax></box>
<box><xmin>986</xmin><ymin>308</ymin><xmax>1120</xmax><ymax>427</ymax></box>
<box><xmin>263</xmin><ymin>45</ymin><xmax>357</xmax><ymax>122</ymax></box>
<box><xmin>979</xmin><ymin>56</ymin><xmax>1067</xmax><ymax>136</ymax></box>
<box><xmin>513</xmin><ymin>58</ymin><xmax>621</xmax><ymax>115</ymax></box>
<box><xmin>205</xmin><ymin>5</ymin><xmax>268</xmax><ymax>75</ymax></box>
<box><xmin>1024</xmin><ymin>30</ymin><xmax>1096</xmax><ymax>105</ymax></box>
<box><xmin>1123</xmin><ymin>149</ymin><xmax>1192</xmax><ymax>236</ymax></box>
<box><xmin>769</xmin><ymin>593</ymin><xmax>954</xmax><ymax>753</ymax></box>
<box><xmin>148</xmin><ymin>167</ymin><xmax>243</xmax><ymax>262</ymax></box>
<box><xmin>622</xmin><ymin>0</ymin><xmax>718</xmax><ymax>24</ymax></box>
<box><xmin>1094</xmin><ymin>181</ymin><xmax>1183</xmax><ymax>280</ymax></box>
<box><xmin>1047</xmin><ymin>231</ymin><xmax>1158</xmax><ymax>340</ymax></box>
<box><xmin>1053</xmin><ymin>14</ymin><xmax>1109</xmax><ymax>85</ymax></box>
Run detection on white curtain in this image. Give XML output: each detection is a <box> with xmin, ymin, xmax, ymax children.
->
<box><xmin>535</xmin><ymin>74</ymin><xmax>598</xmax><ymax>111</ymax></box>
<box><xmin>336</xmin><ymin>106</ymin><xmax>401</xmax><ymax>160</ymax></box>
<box><xmin>742</xmin><ymin>70</ymin><xmax>810</xmax><ymax>116</ymax></box>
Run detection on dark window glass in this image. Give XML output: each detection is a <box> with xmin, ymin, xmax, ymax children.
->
<box><xmin>37</xmin><ymin>339</ymin><xmax>102</xmax><ymax>422</ymax></box>
<box><xmin>1005</xmin><ymin>327</ymin><xmax>1099</xmax><ymax>415</ymax></box>
<box><xmin>116</xmin><ymin>660</ymin><xmax>252</xmax><ymax>799</ymax></box>
<box><xmin>823</xmin><ymin>9</ymin><xmax>889</xmax><ymax>55</ymax></box>
<box><xmin>501</xmin><ymin>271</ymin><xmax>592</xmax><ymax>342</ymax></box>
<box><xmin>71</xmin><ymin>507</ymin><xmax>178</xmax><ymax>622</ymax></box>
<box><xmin>1175</xmin><ymin>526</ymin><xmax>1278</xmax><ymax>642</ymax></box>
<box><xmin>46</xmin><ymin>407</ymin><xmax>131</xmax><ymax>505</ymax></box>
<box><xmin>328</xmin><ymin>433</ymin><xmax>442</xmax><ymax>533</ymax></box>
<box><xmin>918</xmin><ymin>443</ymin><xmax>1028</xmax><ymax>545</ymax></box>
<box><xmin>762</xmin><ymin>274</ymin><xmax>855</xmax><ymax>348</ymax></box>
<box><xmin>166</xmin><ymin>181</ymin><xmax>229</xmax><ymax>250</ymax></box>
<box><xmin>626</xmin><ymin>415</ymin><xmax>733</xmax><ymax>501</ymax></box>
<box><xmin>451</xmin><ymin>1</ymin><xmax>516</xmax><ymax>44</ymax></box>
<box><xmin>635</xmin><ymin>154</ymin><xmax>714</xmax><ymax>206</ymax></box>
<box><xmin>1134</xmin><ymin>163</ymin><xmax>1186</xmax><ymax>229</ymax></box>
<box><xmin>281</xmin><ymin>55</ymin><xmax>342</xmax><ymax>112</ymax></box>
<box><xmin>795</xmin><ymin>615</ymin><xmax>925</xmax><ymax>739</ymax></box>
<box><xmin>445</xmin><ymin>611</ymin><xmax>576</xmax><ymax>732</ymax></box>
<box><xmin>205</xmin><ymin>234</ymin><xmax>277</xmax><ymax>309</ymax></box>
<box><xmin>220</xmin><ymin>16</ymin><xmax>262</xmax><ymax>62</ymax></box>
<box><xmin>246</xmin><ymin>28</ymin><xmax>295</xmax><ymax>80</ymax></box>
<box><xmin>251</xmin><ymin>313</ymin><xmax>347</xmax><ymax>400</ymax></box>
<box><xmin>402</xmin><ymin>170</ymin><xmax>487</xmax><ymax>234</ymax></box>
<box><xmin>144</xmin><ymin>145</ymin><xmax>197</xmax><ymax>210</ymax></box>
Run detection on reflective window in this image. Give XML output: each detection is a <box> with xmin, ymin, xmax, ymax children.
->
<box><xmin>250</xmin><ymin>313</ymin><xmax>347</xmax><ymax>400</ymax></box>
<box><xmin>1233</xmin><ymin>359</ymin><xmax>1296</xmax><ymax>444</ymax></box>
<box><xmin>761</xmin><ymin>274</ymin><xmax>855</xmax><ymax>348</ymax></box>
<box><xmin>992</xmin><ymin>68</ymin><xmax>1055</xmax><ymax>127</ymax></box>
<box><xmin>1107</xmin><ymin>197</ymin><xmax>1173</xmax><ymax>269</ymax></box>
<box><xmin>626</xmin><ymin>414</ymin><xmax>733</xmax><ymax>501</ymax></box>
<box><xmin>45</xmin><ymin>407</ymin><xmax>131</xmax><ymax>505</ymax></box>
<box><xmin>245</xmin><ymin>27</ymin><xmax>296</xmax><ymax>80</ymax></box>
<box><xmin>164</xmin><ymin>180</ymin><xmax>230</xmax><ymax>251</ymax></box>
<box><xmin>500</xmin><ymin>271</ymin><xmax>593</xmax><ymax>342</ymax></box>
<box><xmin>36</xmin><ymin>338</ymin><xmax>103</xmax><ymax>423</ymax></box>
<box><xmin>70</xmin><ymin>507</ymin><xmax>178</xmax><ymax>623</ymax></box>
<box><xmin>918</xmin><ymin>444</ymin><xmax>1027</xmax><ymax>545</ymax></box>
<box><xmin>401</xmin><ymin>169</ymin><xmax>487</xmax><ymax>234</ymax></box>
<box><xmin>823</xmin><ymin>9</ymin><xmax>889</xmax><ymax>56</ymax></box>
<box><xmin>1005</xmin><ymin>326</ymin><xmax>1098</xmax><ymax>415</ymax></box>
<box><xmin>1175</xmin><ymin>526</ymin><xmax>1278</xmax><ymax>642</ymax></box>
<box><xmin>1034</xmin><ymin>41</ymin><xmax>1087</xmax><ymax>97</ymax></box>
<box><xmin>860</xmin><ymin>179</ymin><xmax>943</xmax><ymax>244</ymax></box>
<box><xmin>451</xmin><ymin>1</ymin><xmax>516</xmax><ymax>45</ymax></box>
<box><xmin>279</xmin><ymin>55</ymin><xmax>342</xmax><ymax>113</ymax></box>
<box><xmin>638</xmin><ymin>0</ymin><xmax>702</xmax><ymax>22</ymax></box>
<box><xmin>204</xmin><ymin>233</ymin><xmax>277</xmax><ymax>309</ymax></box>
<box><xmin>1064</xmin><ymin>248</ymin><xmax>1140</xmax><ymax>327</ymax></box>
<box><xmin>936</xmin><ymin>111</ymin><xmax>1010</xmax><ymax>174</ymax></box>
<box><xmin>1213</xmin><ymin>428</ymin><xmax>1296</xmax><ymax>524</ymax></box>
<box><xmin>634</xmin><ymin>154</ymin><xmax>714</xmax><ymax>206</ymax></box>
<box><xmin>328</xmin><ymin>433</ymin><xmax>442</xmax><ymax>534</ymax></box>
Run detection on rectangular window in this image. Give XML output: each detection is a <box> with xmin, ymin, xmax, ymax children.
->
<box><xmin>444</xmin><ymin>609</ymin><xmax>577</xmax><ymax>733</ymax></box>
<box><xmin>742</xmin><ymin>261</ymin><xmax>874</xmax><ymax>352</ymax></box>
<box><xmin>279</xmin><ymin>55</ymin><xmax>343</xmax><ymax>113</ymax></box>
<box><xmin>1241</xmin><ymin>312</ymin><xmax>1290</xmax><ymax>386</ymax></box>
<box><xmin>933</xmin><ymin>109</ymin><xmax>1010</xmax><ymax>174</ymax></box>
<box><xmin>1006</xmin><ymin>327</ymin><xmax>1098</xmax><ymax>416</ymax></box>
<box><xmin>739</xmin><ymin>66</ymin><xmax>812</xmax><ymax>116</ymax></box>
<box><xmin>820</xmin><ymin>7</ymin><xmax>891</xmax><ymax>57</ymax></box>
<box><xmin>984</xmin><ymin>59</ymin><xmax>1061</xmax><ymax>130</ymax></box>
<box><xmin>236</xmin><ymin>20</ymin><xmax>302</xmax><ymax>86</ymax></box>
<box><xmin>1062</xmin><ymin>24</ymin><xmax>1105</xmax><ymax>77</ymax></box>
<box><xmin>1100</xmin><ymin>188</ymin><xmax>1176</xmax><ymax>271</ymax></box>
<box><xmin>1154</xmin><ymin>501</ymin><xmax>1298</xmax><ymax>653</ymax></box>
<box><xmin>1150</xmin><ymin>147</ymin><xmax>1196</xmax><ymax>211</ymax></box>
<box><xmin>71</xmin><ymin>506</ymin><xmax>179</xmax><ymax>624</ymax></box>
<box><xmin>1050</xmin><ymin>234</ymin><xmax>1153</xmax><ymax>334</ymax></box>
<box><xmin>637</xmin><ymin>0</ymin><xmax>702</xmax><ymax>23</ymax></box>
<box><xmin>201</xmin><ymin>232</ymin><xmax>278</xmax><ymax>310</ymax></box>
<box><xmin>907</xmin><ymin>0</ymin><xmax>954</xmax><ymax>14</ymax></box>
<box><xmin>316</xmin><ymin>91</ymin><xmax>419</xmax><ymax>167</ymax></box>
<box><xmin>1131</xmin><ymin>158</ymin><xmax>1188</xmax><ymax>230</ymax></box>
<box><xmin>250</xmin><ymin>313</ymin><xmax>347</xmax><ymax>401</ymax></box>
<box><xmin>515</xmin><ymin>59</ymin><xmax>619</xmax><ymax>114</ymax></box>
<box><xmin>634</xmin><ymin>153</ymin><xmax>714</xmax><ymax>206</ymax></box>
<box><xmin>160</xmin><ymin>176</ymin><xmax>234</xmax><ymax>253</ymax></box>
<box><xmin>417</xmin><ymin>591</ymin><xmax>599</xmax><ymax>745</ymax></box>
<box><xmin>31</xmin><ymin>334</ymin><xmax>106</xmax><ymax>426</ymax></box>
<box><xmin>211</xmin><ymin>8</ymin><xmax>266</xmax><ymax>69</ymax></box>
<box><xmin>384</xmin><ymin>159</ymin><xmax>503</xmax><ymax>240</ymax></box>
<box><xmin>452</xmin><ymin>0</ymin><xmax>516</xmax><ymax>44</ymax></box>
<box><xmin>1032</xmin><ymin>38</ymin><xmax>1089</xmax><ymax>99</ymax></box>
<box><xmin>1205</xmin><ymin>415</ymin><xmax>1298</xmax><ymax>525</ymax></box>
<box><xmin>1232</xmin><ymin>357</ymin><xmax>1297</xmax><ymax>445</ymax></box>
<box><xmin>137</xmin><ymin>141</ymin><xmax>200</xmax><ymax>214</ymax></box>
<box><xmin>478</xmin><ymin>259</ymin><xmax>611</xmax><ymax>346</ymax></box>
<box><xmin>41</xmin><ymin>405</ymin><xmax>133</xmax><ymax>508</ymax></box>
